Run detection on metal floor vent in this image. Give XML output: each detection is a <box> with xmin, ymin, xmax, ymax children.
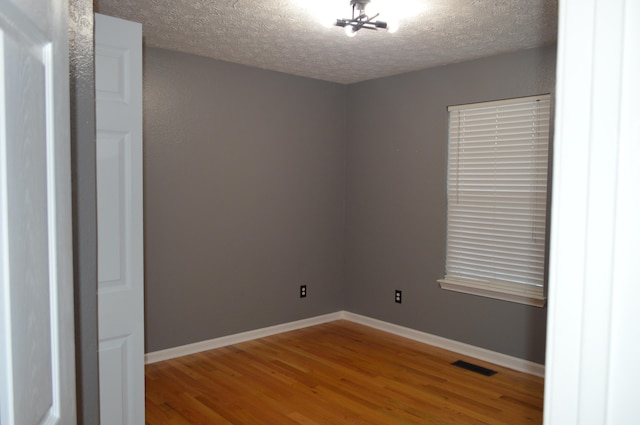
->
<box><xmin>452</xmin><ymin>360</ymin><xmax>497</xmax><ymax>376</ymax></box>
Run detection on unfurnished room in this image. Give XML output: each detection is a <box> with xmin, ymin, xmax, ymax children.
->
<box><xmin>2</xmin><ymin>1</ymin><xmax>638</xmax><ymax>424</ymax></box>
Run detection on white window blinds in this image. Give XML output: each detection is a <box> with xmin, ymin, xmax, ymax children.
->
<box><xmin>438</xmin><ymin>95</ymin><xmax>551</xmax><ymax>307</ymax></box>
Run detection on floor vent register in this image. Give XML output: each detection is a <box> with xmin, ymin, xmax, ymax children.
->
<box><xmin>451</xmin><ymin>360</ymin><xmax>497</xmax><ymax>376</ymax></box>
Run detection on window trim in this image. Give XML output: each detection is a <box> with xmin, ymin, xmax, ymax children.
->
<box><xmin>438</xmin><ymin>278</ymin><xmax>546</xmax><ymax>307</ymax></box>
<box><xmin>439</xmin><ymin>94</ymin><xmax>552</xmax><ymax>307</ymax></box>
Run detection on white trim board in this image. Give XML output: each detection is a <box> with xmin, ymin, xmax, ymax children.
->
<box><xmin>145</xmin><ymin>312</ymin><xmax>343</xmax><ymax>364</ymax></box>
<box><xmin>145</xmin><ymin>311</ymin><xmax>545</xmax><ymax>378</ymax></box>
<box><xmin>342</xmin><ymin>312</ymin><xmax>545</xmax><ymax>377</ymax></box>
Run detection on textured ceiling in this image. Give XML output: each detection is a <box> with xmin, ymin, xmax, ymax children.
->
<box><xmin>94</xmin><ymin>0</ymin><xmax>558</xmax><ymax>84</ymax></box>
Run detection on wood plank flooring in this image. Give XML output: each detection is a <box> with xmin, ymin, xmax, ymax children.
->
<box><xmin>145</xmin><ymin>320</ymin><xmax>544</xmax><ymax>424</ymax></box>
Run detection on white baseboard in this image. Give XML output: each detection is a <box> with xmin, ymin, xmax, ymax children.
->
<box><xmin>145</xmin><ymin>312</ymin><xmax>343</xmax><ymax>364</ymax></box>
<box><xmin>145</xmin><ymin>310</ymin><xmax>545</xmax><ymax>378</ymax></box>
<box><xmin>342</xmin><ymin>312</ymin><xmax>545</xmax><ymax>377</ymax></box>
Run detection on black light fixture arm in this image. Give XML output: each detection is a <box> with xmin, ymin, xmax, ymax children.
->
<box><xmin>335</xmin><ymin>0</ymin><xmax>389</xmax><ymax>34</ymax></box>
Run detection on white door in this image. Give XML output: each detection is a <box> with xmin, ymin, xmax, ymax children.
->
<box><xmin>95</xmin><ymin>13</ymin><xmax>144</xmax><ymax>425</ymax></box>
<box><xmin>0</xmin><ymin>0</ymin><xmax>76</xmax><ymax>424</ymax></box>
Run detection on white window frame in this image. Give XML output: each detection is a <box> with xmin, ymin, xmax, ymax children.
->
<box><xmin>438</xmin><ymin>94</ymin><xmax>552</xmax><ymax>307</ymax></box>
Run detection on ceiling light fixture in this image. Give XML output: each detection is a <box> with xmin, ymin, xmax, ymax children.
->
<box><xmin>334</xmin><ymin>0</ymin><xmax>397</xmax><ymax>36</ymax></box>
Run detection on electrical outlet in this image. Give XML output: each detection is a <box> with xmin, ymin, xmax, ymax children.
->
<box><xmin>395</xmin><ymin>290</ymin><xmax>402</xmax><ymax>303</ymax></box>
<box><xmin>300</xmin><ymin>285</ymin><xmax>307</xmax><ymax>298</ymax></box>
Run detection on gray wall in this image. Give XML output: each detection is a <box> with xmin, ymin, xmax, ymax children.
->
<box><xmin>143</xmin><ymin>48</ymin><xmax>348</xmax><ymax>352</ymax></box>
<box><xmin>344</xmin><ymin>45</ymin><xmax>556</xmax><ymax>364</ymax></box>
<box><xmin>143</xmin><ymin>45</ymin><xmax>556</xmax><ymax>363</ymax></box>
<box><xmin>69</xmin><ymin>0</ymin><xmax>99</xmax><ymax>423</ymax></box>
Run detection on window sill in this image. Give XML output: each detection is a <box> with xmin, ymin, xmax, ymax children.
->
<box><xmin>438</xmin><ymin>278</ymin><xmax>546</xmax><ymax>307</ymax></box>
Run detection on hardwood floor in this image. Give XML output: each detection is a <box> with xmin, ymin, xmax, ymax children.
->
<box><xmin>145</xmin><ymin>320</ymin><xmax>544</xmax><ymax>424</ymax></box>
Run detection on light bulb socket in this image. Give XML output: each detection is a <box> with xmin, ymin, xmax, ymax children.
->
<box><xmin>387</xmin><ymin>19</ymin><xmax>399</xmax><ymax>33</ymax></box>
<box><xmin>345</xmin><ymin>25</ymin><xmax>358</xmax><ymax>37</ymax></box>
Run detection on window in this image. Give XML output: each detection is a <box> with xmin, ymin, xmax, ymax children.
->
<box><xmin>438</xmin><ymin>94</ymin><xmax>551</xmax><ymax>307</ymax></box>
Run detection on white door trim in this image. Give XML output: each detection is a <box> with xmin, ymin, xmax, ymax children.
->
<box><xmin>544</xmin><ymin>0</ymin><xmax>640</xmax><ymax>423</ymax></box>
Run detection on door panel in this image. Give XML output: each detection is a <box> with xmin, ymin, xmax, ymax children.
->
<box><xmin>97</xmin><ymin>131</ymin><xmax>128</xmax><ymax>287</ymax></box>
